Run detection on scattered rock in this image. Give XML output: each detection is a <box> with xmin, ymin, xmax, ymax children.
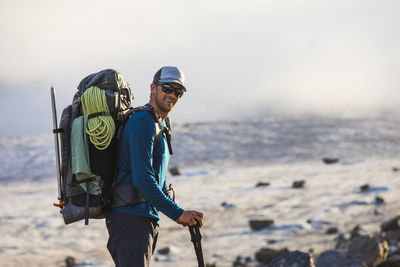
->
<box><xmin>350</xmin><ymin>225</ymin><xmax>362</xmax><ymax>239</ymax></box>
<box><xmin>335</xmin><ymin>233</ymin><xmax>352</xmax><ymax>252</ymax></box>
<box><xmin>326</xmin><ymin>227</ymin><xmax>339</xmax><ymax>235</ymax></box>
<box><xmin>346</xmin><ymin>234</ymin><xmax>389</xmax><ymax>266</ymax></box>
<box><xmin>375</xmin><ymin>196</ymin><xmax>385</xmax><ymax>205</ymax></box>
<box><xmin>233</xmin><ymin>256</ymin><xmax>251</xmax><ymax>267</ymax></box>
<box><xmin>221</xmin><ymin>202</ymin><xmax>235</xmax><ymax>209</ymax></box>
<box><xmin>323</xmin><ymin>158</ymin><xmax>339</xmax><ymax>164</ymax></box>
<box><xmin>384</xmin><ymin>230</ymin><xmax>400</xmax><ymax>247</ymax></box>
<box><xmin>268</xmin><ymin>250</ymin><xmax>315</xmax><ymax>267</ymax></box>
<box><xmin>381</xmin><ymin>216</ymin><xmax>400</xmax><ymax>232</ymax></box>
<box><xmin>256</xmin><ymin>182</ymin><xmax>270</xmax><ymax>187</ymax></box>
<box><xmin>249</xmin><ymin>219</ymin><xmax>274</xmax><ymax>231</ymax></box>
<box><xmin>306</xmin><ymin>219</ymin><xmax>330</xmax><ymax>229</ymax></box>
<box><xmin>293</xmin><ymin>180</ymin><xmax>306</xmax><ymax>188</ymax></box>
<box><xmin>212</xmin><ymin>253</ymin><xmax>222</xmax><ymax>258</ymax></box>
<box><xmin>168</xmin><ymin>166</ymin><xmax>181</xmax><ymax>176</ymax></box>
<box><xmin>360</xmin><ymin>184</ymin><xmax>370</xmax><ymax>192</ymax></box>
<box><xmin>65</xmin><ymin>256</ymin><xmax>76</xmax><ymax>267</ymax></box>
<box><xmin>316</xmin><ymin>250</ymin><xmax>365</xmax><ymax>267</ymax></box>
<box><xmin>375</xmin><ymin>255</ymin><xmax>400</xmax><ymax>267</ymax></box>
<box><xmin>254</xmin><ymin>247</ymin><xmax>289</xmax><ymax>264</ymax></box>
<box><xmin>157</xmin><ymin>247</ymin><xmax>171</xmax><ymax>255</ymax></box>
<box><xmin>388</xmin><ymin>248</ymin><xmax>400</xmax><ymax>257</ymax></box>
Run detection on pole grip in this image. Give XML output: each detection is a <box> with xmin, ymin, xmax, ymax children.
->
<box><xmin>189</xmin><ymin>222</ymin><xmax>205</xmax><ymax>267</ymax></box>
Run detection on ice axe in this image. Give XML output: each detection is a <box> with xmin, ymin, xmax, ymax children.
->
<box><xmin>188</xmin><ymin>221</ymin><xmax>205</xmax><ymax>267</ymax></box>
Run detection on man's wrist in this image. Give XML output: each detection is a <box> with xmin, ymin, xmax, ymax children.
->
<box><xmin>173</xmin><ymin>208</ymin><xmax>184</xmax><ymax>221</ymax></box>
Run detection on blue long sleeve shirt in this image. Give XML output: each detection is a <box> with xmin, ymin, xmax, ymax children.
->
<box><xmin>112</xmin><ymin>105</ymin><xmax>184</xmax><ymax>222</ymax></box>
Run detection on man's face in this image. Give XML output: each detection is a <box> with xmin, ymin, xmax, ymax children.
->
<box><xmin>153</xmin><ymin>82</ymin><xmax>183</xmax><ymax>114</ymax></box>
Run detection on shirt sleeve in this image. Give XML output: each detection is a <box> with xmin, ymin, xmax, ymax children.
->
<box><xmin>126</xmin><ymin>112</ymin><xmax>183</xmax><ymax>221</ymax></box>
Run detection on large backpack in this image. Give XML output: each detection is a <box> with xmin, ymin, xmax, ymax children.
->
<box><xmin>54</xmin><ymin>69</ymin><xmax>133</xmax><ymax>225</ymax></box>
<box><xmin>53</xmin><ymin>69</ymin><xmax>173</xmax><ymax>225</ymax></box>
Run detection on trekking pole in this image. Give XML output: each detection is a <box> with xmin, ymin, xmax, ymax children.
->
<box><xmin>189</xmin><ymin>221</ymin><xmax>205</xmax><ymax>267</ymax></box>
<box><xmin>50</xmin><ymin>86</ymin><xmax>63</xmax><ymax>204</ymax></box>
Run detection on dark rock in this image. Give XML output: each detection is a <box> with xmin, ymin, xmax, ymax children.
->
<box><xmin>376</xmin><ymin>196</ymin><xmax>385</xmax><ymax>205</ymax></box>
<box><xmin>323</xmin><ymin>158</ymin><xmax>339</xmax><ymax>164</ymax></box>
<box><xmin>249</xmin><ymin>219</ymin><xmax>274</xmax><ymax>230</ymax></box>
<box><xmin>65</xmin><ymin>256</ymin><xmax>76</xmax><ymax>267</ymax></box>
<box><xmin>393</xmin><ymin>167</ymin><xmax>400</xmax><ymax>172</ymax></box>
<box><xmin>326</xmin><ymin>227</ymin><xmax>339</xmax><ymax>235</ymax></box>
<box><xmin>335</xmin><ymin>233</ymin><xmax>352</xmax><ymax>252</ymax></box>
<box><xmin>375</xmin><ymin>255</ymin><xmax>400</xmax><ymax>267</ymax></box>
<box><xmin>157</xmin><ymin>247</ymin><xmax>171</xmax><ymax>255</ymax></box>
<box><xmin>384</xmin><ymin>229</ymin><xmax>400</xmax><ymax>246</ymax></box>
<box><xmin>268</xmin><ymin>250</ymin><xmax>315</xmax><ymax>267</ymax></box>
<box><xmin>254</xmin><ymin>247</ymin><xmax>289</xmax><ymax>264</ymax></box>
<box><xmin>293</xmin><ymin>180</ymin><xmax>306</xmax><ymax>188</ymax></box>
<box><xmin>389</xmin><ymin>248</ymin><xmax>400</xmax><ymax>257</ymax></box>
<box><xmin>267</xmin><ymin>239</ymin><xmax>278</xmax><ymax>244</ymax></box>
<box><xmin>206</xmin><ymin>262</ymin><xmax>217</xmax><ymax>267</ymax></box>
<box><xmin>346</xmin><ymin>234</ymin><xmax>389</xmax><ymax>266</ymax></box>
<box><xmin>381</xmin><ymin>216</ymin><xmax>400</xmax><ymax>232</ymax></box>
<box><xmin>168</xmin><ymin>166</ymin><xmax>181</xmax><ymax>176</ymax></box>
<box><xmin>360</xmin><ymin>184</ymin><xmax>370</xmax><ymax>192</ymax></box>
<box><xmin>350</xmin><ymin>225</ymin><xmax>362</xmax><ymax>239</ymax></box>
<box><xmin>256</xmin><ymin>182</ymin><xmax>270</xmax><ymax>187</ymax></box>
<box><xmin>233</xmin><ymin>256</ymin><xmax>251</xmax><ymax>267</ymax></box>
<box><xmin>221</xmin><ymin>202</ymin><xmax>235</xmax><ymax>209</ymax></box>
<box><xmin>316</xmin><ymin>250</ymin><xmax>365</xmax><ymax>267</ymax></box>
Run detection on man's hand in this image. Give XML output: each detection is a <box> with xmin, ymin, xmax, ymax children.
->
<box><xmin>176</xmin><ymin>210</ymin><xmax>203</xmax><ymax>227</ymax></box>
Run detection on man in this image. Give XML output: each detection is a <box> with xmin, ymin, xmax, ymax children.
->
<box><xmin>106</xmin><ymin>66</ymin><xmax>203</xmax><ymax>267</ymax></box>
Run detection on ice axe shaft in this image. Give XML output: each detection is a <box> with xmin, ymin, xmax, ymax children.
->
<box><xmin>50</xmin><ymin>86</ymin><xmax>63</xmax><ymax>201</ymax></box>
<box><xmin>189</xmin><ymin>223</ymin><xmax>205</xmax><ymax>267</ymax></box>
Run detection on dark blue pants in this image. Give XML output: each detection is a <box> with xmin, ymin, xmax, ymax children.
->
<box><xmin>106</xmin><ymin>211</ymin><xmax>159</xmax><ymax>267</ymax></box>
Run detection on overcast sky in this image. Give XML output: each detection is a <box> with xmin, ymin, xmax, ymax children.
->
<box><xmin>0</xmin><ymin>0</ymin><xmax>399</xmax><ymax>137</ymax></box>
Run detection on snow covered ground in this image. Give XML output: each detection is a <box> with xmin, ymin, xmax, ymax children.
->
<box><xmin>1</xmin><ymin>116</ymin><xmax>400</xmax><ymax>266</ymax></box>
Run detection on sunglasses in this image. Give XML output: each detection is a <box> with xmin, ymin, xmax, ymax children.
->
<box><xmin>159</xmin><ymin>83</ymin><xmax>184</xmax><ymax>98</ymax></box>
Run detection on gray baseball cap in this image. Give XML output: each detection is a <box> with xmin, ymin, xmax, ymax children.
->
<box><xmin>153</xmin><ymin>66</ymin><xmax>186</xmax><ymax>91</ymax></box>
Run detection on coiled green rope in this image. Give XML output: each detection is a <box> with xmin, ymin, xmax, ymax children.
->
<box><xmin>81</xmin><ymin>86</ymin><xmax>115</xmax><ymax>150</ymax></box>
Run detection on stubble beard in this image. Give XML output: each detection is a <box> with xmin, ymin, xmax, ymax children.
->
<box><xmin>156</xmin><ymin>95</ymin><xmax>176</xmax><ymax>114</ymax></box>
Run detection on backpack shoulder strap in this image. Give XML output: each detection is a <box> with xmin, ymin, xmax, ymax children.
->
<box><xmin>130</xmin><ymin>105</ymin><xmax>172</xmax><ymax>153</ymax></box>
<box><xmin>163</xmin><ymin>117</ymin><xmax>173</xmax><ymax>155</ymax></box>
<box><xmin>112</xmin><ymin>105</ymin><xmax>171</xmax><ymax>187</ymax></box>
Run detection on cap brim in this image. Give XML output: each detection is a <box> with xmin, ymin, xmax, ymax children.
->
<box><xmin>158</xmin><ymin>79</ymin><xmax>186</xmax><ymax>91</ymax></box>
